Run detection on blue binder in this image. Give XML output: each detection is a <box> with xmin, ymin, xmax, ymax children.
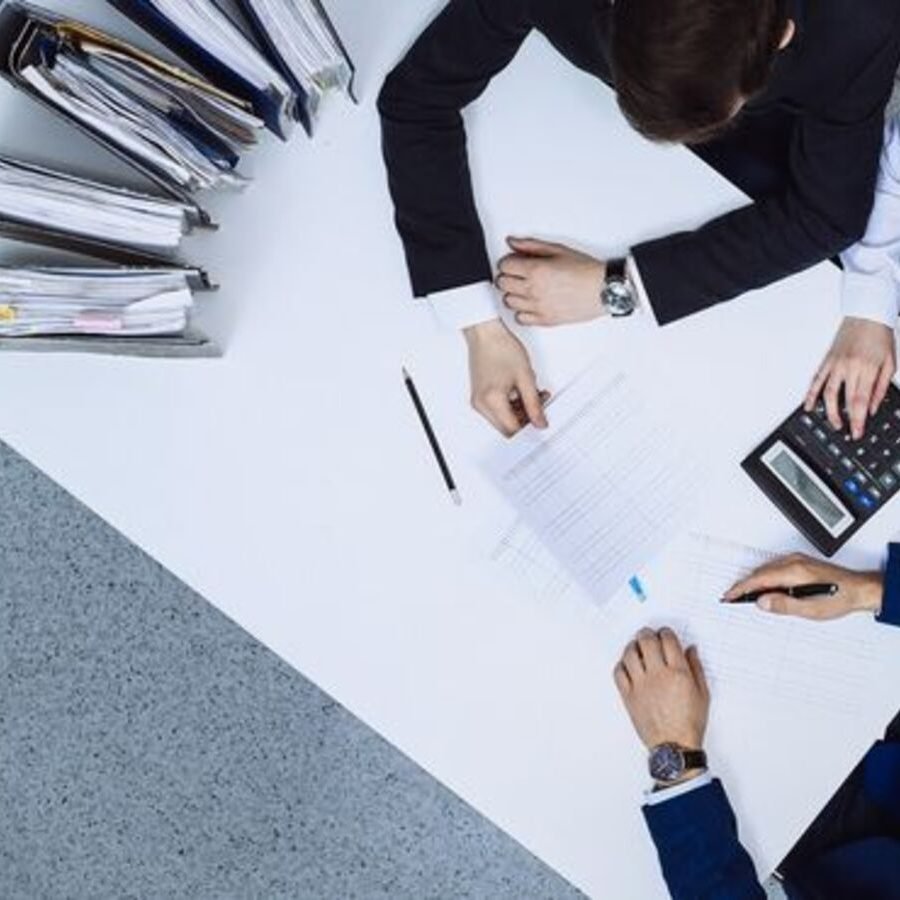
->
<box><xmin>235</xmin><ymin>0</ymin><xmax>356</xmax><ymax>136</ymax></box>
<box><xmin>107</xmin><ymin>0</ymin><xmax>296</xmax><ymax>139</ymax></box>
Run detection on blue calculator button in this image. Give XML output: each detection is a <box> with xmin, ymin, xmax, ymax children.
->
<box><xmin>845</xmin><ymin>479</ymin><xmax>860</xmax><ymax>494</ymax></box>
<box><xmin>860</xmin><ymin>494</ymin><xmax>876</xmax><ymax>510</ymax></box>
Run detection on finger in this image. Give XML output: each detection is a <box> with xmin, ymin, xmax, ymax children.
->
<box><xmin>495</xmin><ymin>273</ymin><xmax>529</xmax><ymax>295</ymax></box>
<box><xmin>506</xmin><ymin>236</ymin><xmax>558</xmax><ymax>257</ymax></box>
<box><xmin>805</xmin><ymin>362</ymin><xmax>831</xmax><ymax>412</ymax></box>
<box><xmin>516</xmin><ymin>312</ymin><xmax>543</xmax><ymax>327</ymax></box>
<box><xmin>724</xmin><ymin>554</ymin><xmax>809</xmax><ymax>599</ymax></box>
<box><xmin>476</xmin><ymin>389</ymin><xmax>522</xmax><ymax>438</ymax></box>
<box><xmin>539</xmin><ymin>390</ymin><xmax>552</xmax><ymax>405</ymax></box>
<box><xmin>658</xmin><ymin>627</ymin><xmax>685</xmax><ymax>668</ymax></box>
<box><xmin>497</xmin><ymin>254</ymin><xmax>532</xmax><ymax>278</ymax></box>
<box><xmin>822</xmin><ymin>369</ymin><xmax>845</xmax><ymax>431</ymax></box>
<box><xmin>503</xmin><ymin>293</ymin><xmax>537</xmax><ymax>313</ymax></box>
<box><xmin>517</xmin><ymin>375</ymin><xmax>548</xmax><ymax>429</ymax></box>
<box><xmin>685</xmin><ymin>646</ymin><xmax>709</xmax><ymax>698</ymax></box>
<box><xmin>636</xmin><ymin>628</ymin><xmax>665</xmax><ymax>671</ymax></box>
<box><xmin>756</xmin><ymin>593</ymin><xmax>810</xmax><ymax>618</ymax></box>
<box><xmin>872</xmin><ymin>359</ymin><xmax>896</xmax><ymax>415</ymax></box>
<box><xmin>621</xmin><ymin>640</ymin><xmax>645</xmax><ymax>679</ymax></box>
<box><xmin>613</xmin><ymin>662</ymin><xmax>632</xmax><ymax>696</ymax></box>
<box><xmin>847</xmin><ymin>367</ymin><xmax>877</xmax><ymax>439</ymax></box>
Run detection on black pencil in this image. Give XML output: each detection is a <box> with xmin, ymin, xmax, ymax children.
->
<box><xmin>403</xmin><ymin>367</ymin><xmax>461</xmax><ymax>506</ymax></box>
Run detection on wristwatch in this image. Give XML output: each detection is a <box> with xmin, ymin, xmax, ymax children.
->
<box><xmin>601</xmin><ymin>258</ymin><xmax>636</xmax><ymax>318</ymax></box>
<box><xmin>648</xmin><ymin>743</ymin><xmax>708</xmax><ymax>785</ymax></box>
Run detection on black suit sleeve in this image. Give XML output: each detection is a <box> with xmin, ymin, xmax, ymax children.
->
<box><xmin>635</xmin><ymin>35</ymin><xmax>900</xmax><ymax>325</ymax></box>
<box><xmin>378</xmin><ymin>0</ymin><xmax>537</xmax><ymax>297</ymax></box>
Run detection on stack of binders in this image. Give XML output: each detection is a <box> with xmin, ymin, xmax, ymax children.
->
<box><xmin>0</xmin><ymin>0</ymin><xmax>355</xmax><ymax>357</ymax></box>
<box><xmin>109</xmin><ymin>0</ymin><xmax>356</xmax><ymax>135</ymax></box>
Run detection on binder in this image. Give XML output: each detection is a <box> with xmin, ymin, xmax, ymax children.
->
<box><xmin>0</xmin><ymin>1</ymin><xmax>254</xmax><ymax>202</ymax></box>
<box><xmin>235</xmin><ymin>0</ymin><xmax>356</xmax><ymax>135</ymax></box>
<box><xmin>0</xmin><ymin>152</ymin><xmax>214</xmax><ymax>266</ymax></box>
<box><xmin>0</xmin><ymin>264</ymin><xmax>221</xmax><ymax>358</ymax></box>
<box><xmin>108</xmin><ymin>0</ymin><xmax>296</xmax><ymax>139</ymax></box>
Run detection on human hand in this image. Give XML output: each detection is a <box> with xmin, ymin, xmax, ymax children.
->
<box><xmin>805</xmin><ymin>317</ymin><xmax>896</xmax><ymax>439</ymax></box>
<box><xmin>724</xmin><ymin>553</ymin><xmax>883</xmax><ymax>619</ymax></box>
<box><xmin>613</xmin><ymin>628</ymin><xmax>709</xmax><ymax>752</ymax></box>
<box><xmin>464</xmin><ymin>319</ymin><xmax>550</xmax><ymax>437</ymax></box>
<box><xmin>495</xmin><ymin>237</ymin><xmax>606</xmax><ymax>327</ymax></box>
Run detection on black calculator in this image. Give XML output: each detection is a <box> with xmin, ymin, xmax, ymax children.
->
<box><xmin>742</xmin><ymin>383</ymin><xmax>900</xmax><ymax>556</ymax></box>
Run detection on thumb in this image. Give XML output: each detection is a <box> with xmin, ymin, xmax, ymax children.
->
<box><xmin>757</xmin><ymin>593</ymin><xmax>806</xmax><ymax>617</ymax></box>
<box><xmin>519</xmin><ymin>377</ymin><xmax>548</xmax><ymax>429</ymax></box>
<box><xmin>507</xmin><ymin>236</ymin><xmax>557</xmax><ymax>257</ymax></box>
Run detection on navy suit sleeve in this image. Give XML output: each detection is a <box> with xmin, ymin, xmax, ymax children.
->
<box><xmin>877</xmin><ymin>543</ymin><xmax>900</xmax><ymax>628</ymax></box>
<box><xmin>643</xmin><ymin>780</ymin><xmax>765</xmax><ymax>900</ymax></box>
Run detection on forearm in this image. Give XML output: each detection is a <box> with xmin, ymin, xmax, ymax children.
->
<box><xmin>634</xmin><ymin>178</ymin><xmax>878</xmax><ymax>325</ymax></box>
<box><xmin>377</xmin><ymin>0</ymin><xmax>533</xmax><ymax>298</ymax></box>
<box><xmin>634</xmin><ymin>78</ymin><xmax>892</xmax><ymax>324</ymax></box>
<box><xmin>841</xmin><ymin>119</ymin><xmax>900</xmax><ymax>328</ymax></box>
<box><xmin>643</xmin><ymin>780</ymin><xmax>765</xmax><ymax>899</ymax></box>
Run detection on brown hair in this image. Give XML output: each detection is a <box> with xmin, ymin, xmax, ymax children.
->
<box><xmin>610</xmin><ymin>0</ymin><xmax>789</xmax><ymax>144</ymax></box>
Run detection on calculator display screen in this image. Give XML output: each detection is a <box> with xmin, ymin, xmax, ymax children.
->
<box><xmin>763</xmin><ymin>442</ymin><xmax>853</xmax><ymax>537</ymax></box>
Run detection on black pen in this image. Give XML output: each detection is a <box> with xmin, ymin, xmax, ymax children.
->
<box><xmin>722</xmin><ymin>583</ymin><xmax>839</xmax><ymax>605</ymax></box>
<box><xmin>403</xmin><ymin>367</ymin><xmax>461</xmax><ymax>506</ymax></box>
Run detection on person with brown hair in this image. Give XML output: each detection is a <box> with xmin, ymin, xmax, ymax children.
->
<box><xmin>379</xmin><ymin>0</ymin><xmax>900</xmax><ymax>437</ymax></box>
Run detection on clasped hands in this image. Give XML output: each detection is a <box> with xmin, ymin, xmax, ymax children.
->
<box><xmin>466</xmin><ymin>237</ymin><xmax>608</xmax><ymax>437</ymax></box>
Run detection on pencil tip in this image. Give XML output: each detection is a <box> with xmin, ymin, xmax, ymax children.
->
<box><xmin>402</xmin><ymin>366</ymin><xmax>410</xmax><ymax>379</ymax></box>
<box><xmin>451</xmin><ymin>489</ymin><xmax>462</xmax><ymax>507</ymax></box>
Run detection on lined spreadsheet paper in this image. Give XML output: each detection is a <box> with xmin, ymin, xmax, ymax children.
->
<box><xmin>634</xmin><ymin>534</ymin><xmax>891</xmax><ymax>718</ymax></box>
<box><xmin>486</xmin><ymin>366</ymin><xmax>704</xmax><ymax>608</ymax></box>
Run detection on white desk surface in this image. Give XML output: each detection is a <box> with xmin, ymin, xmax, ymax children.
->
<box><xmin>2</xmin><ymin>2</ymin><xmax>900</xmax><ymax>896</ymax></box>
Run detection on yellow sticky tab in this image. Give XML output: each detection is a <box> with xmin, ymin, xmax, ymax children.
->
<box><xmin>0</xmin><ymin>305</ymin><xmax>17</xmax><ymax>322</ymax></box>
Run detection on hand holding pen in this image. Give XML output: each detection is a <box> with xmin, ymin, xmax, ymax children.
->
<box><xmin>722</xmin><ymin>553</ymin><xmax>883</xmax><ymax>621</ymax></box>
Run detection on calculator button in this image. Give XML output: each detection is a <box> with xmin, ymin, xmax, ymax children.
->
<box><xmin>869</xmin><ymin>487</ymin><xmax>883</xmax><ymax>502</ymax></box>
<box><xmin>853</xmin><ymin>471</ymin><xmax>868</xmax><ymax>485</ymax></box>
<box><xmin>866</xmin><ymin>460</ymin><xmax>883</xmax><ymax>475</ymax></box>
<box><xmin>880</xmin><ymin>472</ymin><xmax>898</xmax><ymax>490</ymax></box>
<box><xmin>893</xmin><ymin>461</ymin><xmax>900</xmax><ymax>477</ymax></box>
<box><xmin>827</xmin><ymin>443</ymin><xmax>841</xmax><ymax>457</ymax></box>
<box><xmin>868</xmin><ymin>434</ymin><xmax>880</xmax><ymax>446</ymax></box>
<box><xmin>840</xmin><ymin>457</ymin><xmax>854</xmax><ymax>471</ymax></box>
<box><xmin>845</xmin><ymin>478</ymin><xmax>860</xmax><ymax>494</ymax></box>
<box><xmin>859</xmin><ymin>494</ymin><xmax>876</xmax><ymax>510</ymax></box>
<box><xmin>800</xmin><ymin>414</ymin><xmax>814</xmax><ymax>428</ymax></box>
<box><xmin>814</xmin><ymin>428</ymin><xmax>828</xmax><ymax>442</ymax></box>
<box><xmin>855</xmin><ymin>446</ymin><xmax>867</xmax><ymax>457</ymax></box>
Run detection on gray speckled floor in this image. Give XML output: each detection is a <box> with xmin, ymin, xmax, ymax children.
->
<box><xmin>0</xmin><ymin>441</ymin><xmax>582</xmax><ymax>900</ymax></box>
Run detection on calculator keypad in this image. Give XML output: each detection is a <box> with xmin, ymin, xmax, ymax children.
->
<box><xmin>786</xmin><ymin>394</ymin><xmax>900</xmax><ymax>517</ymax></box>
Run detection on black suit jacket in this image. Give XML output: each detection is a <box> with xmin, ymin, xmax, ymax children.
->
<box><xmin>378</xmin><ymin>0</ymin><xmax>900</xmax><ymax>325</ymax></box>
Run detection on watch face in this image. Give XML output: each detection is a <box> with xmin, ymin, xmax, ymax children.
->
<box><xmin>649</xmin><ymin>744</ymin><xmax>685</xmax><ymax>783</ymax></box>
<box><xmin>603</xmin><ymin>278</ymin><xmax>635</xmax><ymax>316</ymax></box>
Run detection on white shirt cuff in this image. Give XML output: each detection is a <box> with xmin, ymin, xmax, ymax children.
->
<box><xmin>841</xmin><ymin>269</ymin><xmax>900</xmax><ymax>328</ymax></box>
<box><xmin>427</xmin><ymin>281</ymin><xmax>500</xmax><ymax>332</ymax></box>
<box><xmin>643</xmin><ymin>771</ymin><xmax>713</xmax><ymax>806</ymax></box>
<box><xmin>626</xmin><ymin>255</ymin><xmax>657</xmax><ymax>325</ymax></box>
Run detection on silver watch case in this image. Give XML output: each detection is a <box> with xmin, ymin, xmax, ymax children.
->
<box><xmin>602</xmin><ymin>275</ymin><xmax>636</xmax><ymax>318</ymax></box>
